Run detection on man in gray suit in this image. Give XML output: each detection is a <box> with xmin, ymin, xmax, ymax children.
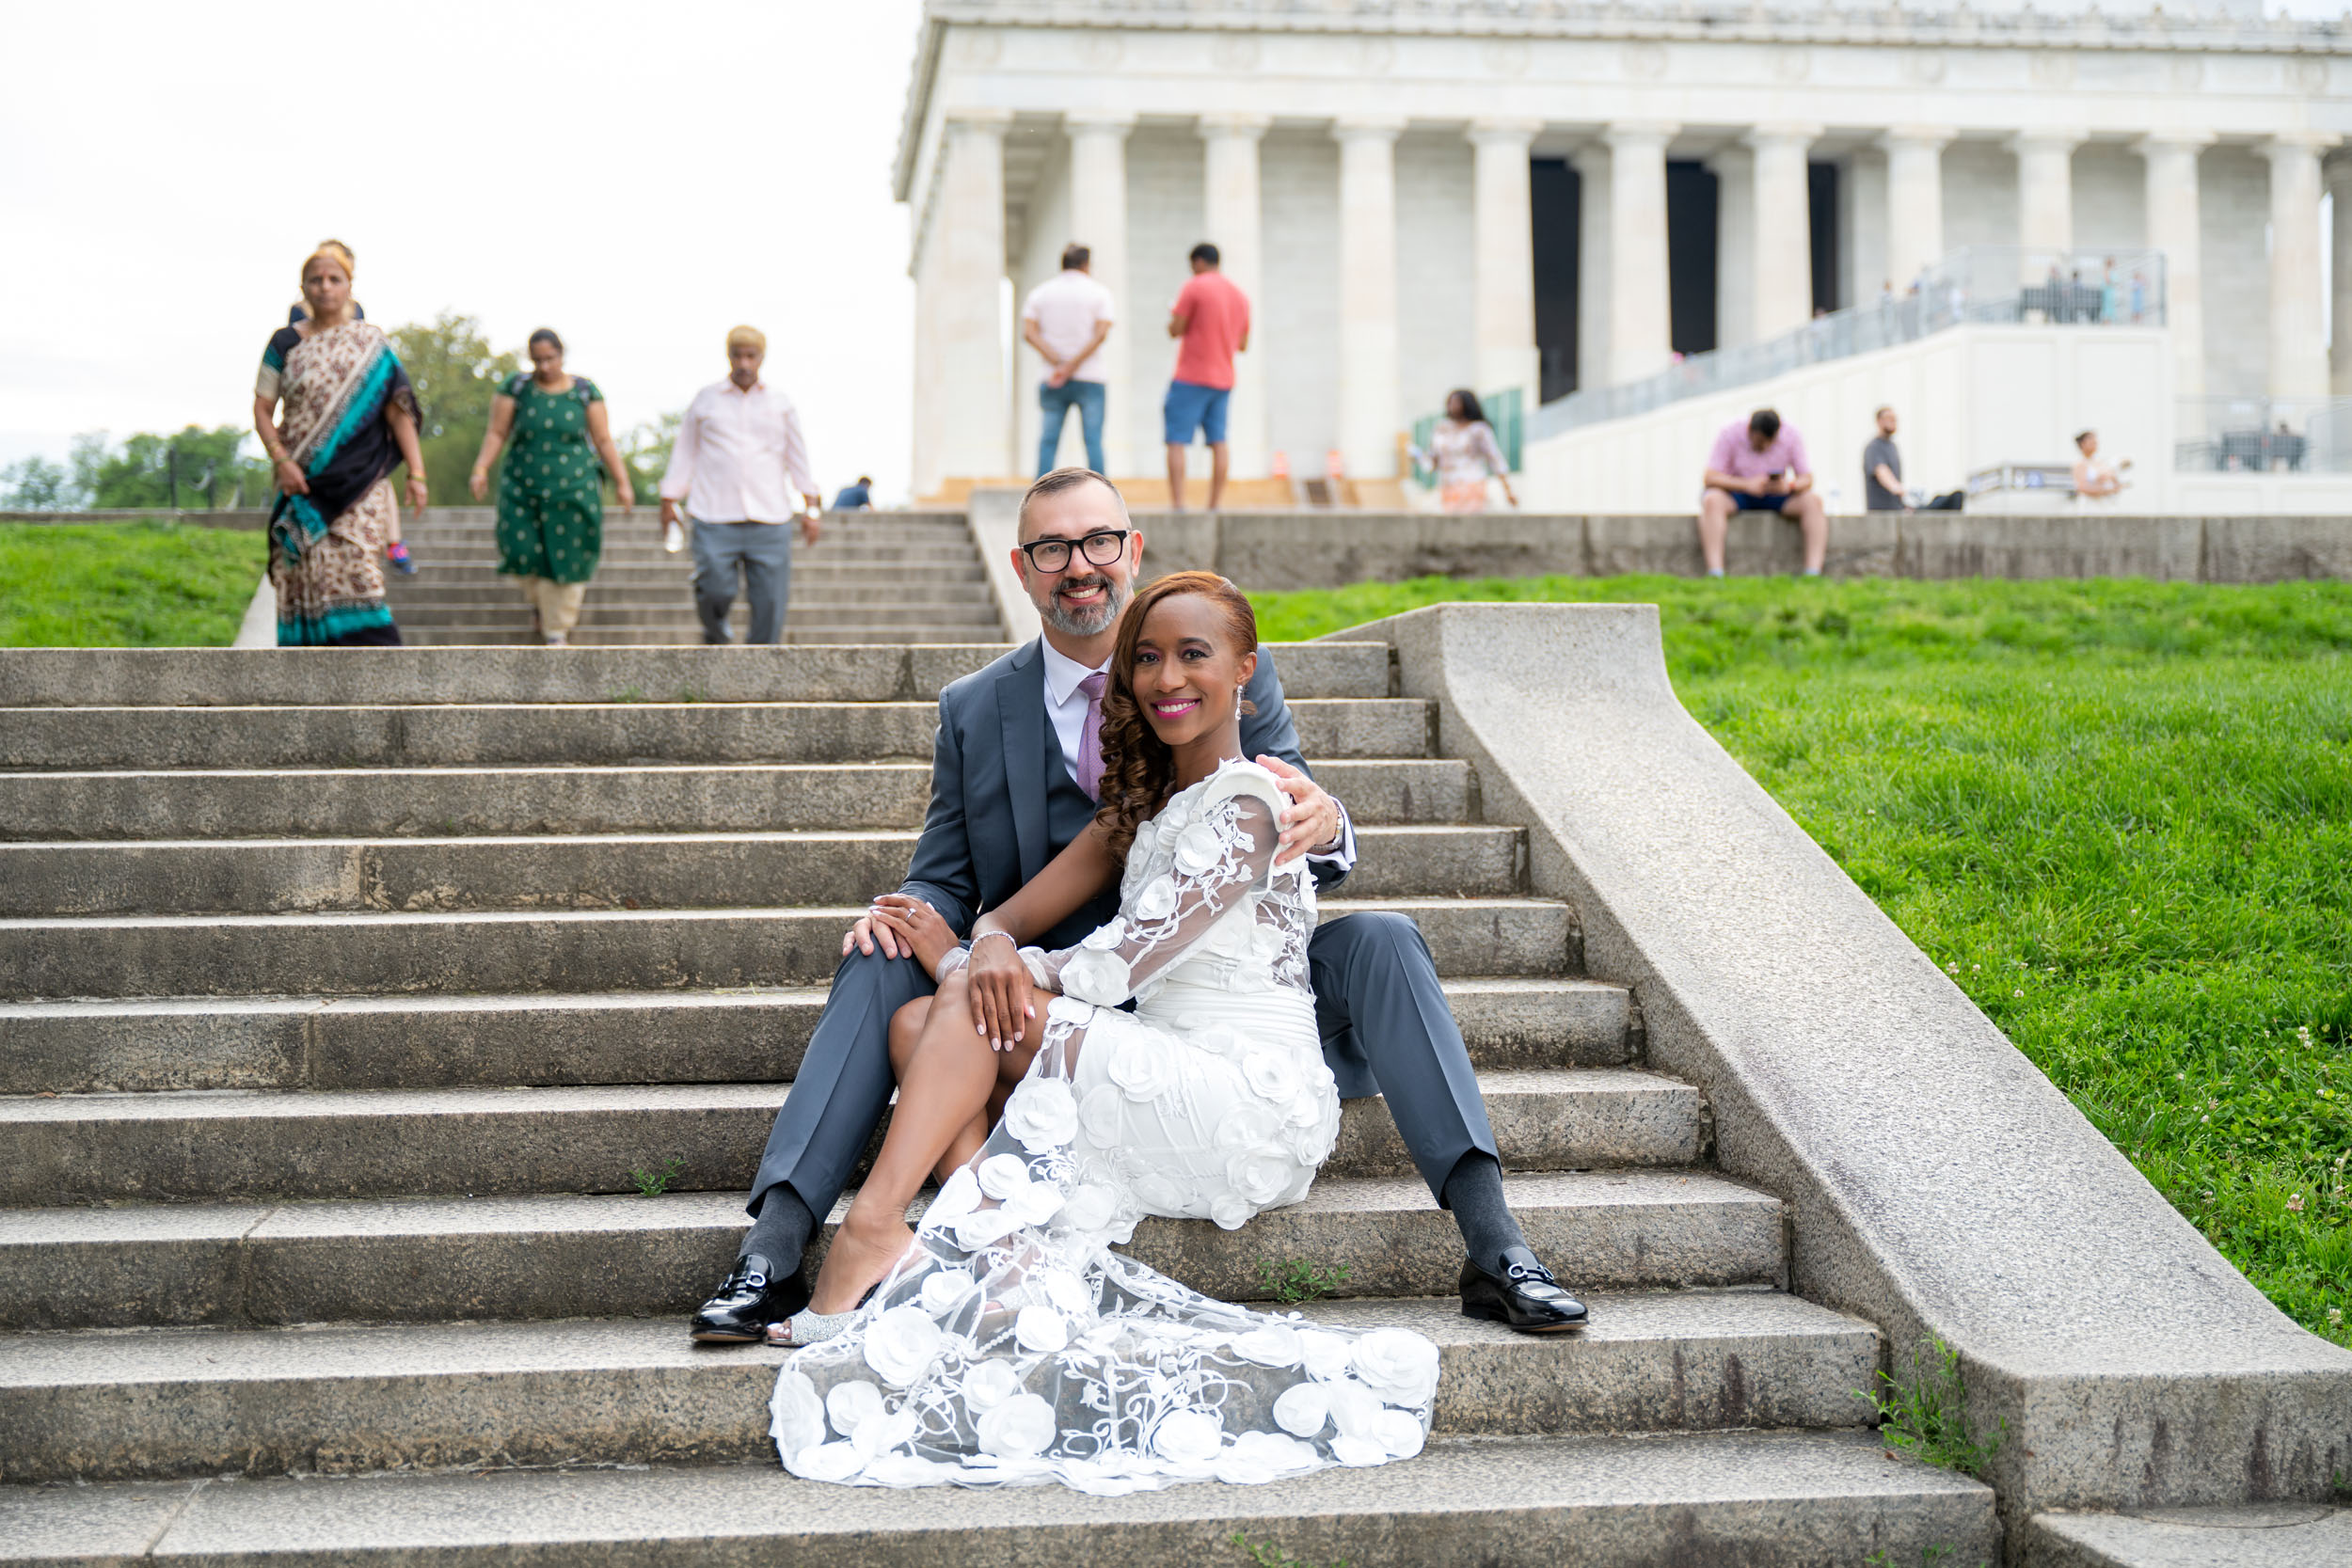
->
<box><xmin>693</xmin><ymin>469</ymin><xmax>1585</xmax><ymax>1341</ymax></box>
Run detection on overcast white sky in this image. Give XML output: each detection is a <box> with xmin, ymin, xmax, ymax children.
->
<box><xmin>3</xmin><ymin>0</ymin><xmax>2341</xmax><ymax>505</ymax></box>
<box><xmin>0</xmin><ymin>0</ymin><xmax>927</xmax><ymax>501</ymax></box>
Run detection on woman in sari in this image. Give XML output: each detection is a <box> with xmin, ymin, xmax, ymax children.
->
<box><xmin>252</xmin><ymin>240</ymin><xmax>428</xmax><ymax>645</ymax></box>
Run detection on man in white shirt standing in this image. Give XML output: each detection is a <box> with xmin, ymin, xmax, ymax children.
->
<box><xmin>659</xmin><ymin>325</ymin><xmax>821</xmax><ymax>644</ymax></box>
<box><xmin>1019</xmin><ymin>245</ymin><xmax>1115</xmax><ymax>476</ymax></box>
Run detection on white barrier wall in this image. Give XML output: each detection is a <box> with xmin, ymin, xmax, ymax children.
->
<box><xmin>1523</xmin><ymin>325</ymin><xmax>2175</xmax><ymax>515</ymax></box>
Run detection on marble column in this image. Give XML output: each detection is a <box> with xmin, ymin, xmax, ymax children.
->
<box><xmin>910</xmin><ymin>222</ymin><xmax>943</xmax><ymax>499</ymax></box>
<box><xmin>2134</xmin><ymin>131</ymin><xmax>2212</xmax><ymax>422</ymax></box>
<box><xmin>1845</xmin><ymin>148</ymin><xmax>1890</xmax><ymax>307</ymax></box>
<box><xmin>1065</xmin><ymin>111</ymin><xmax>1135</xmax><ymax>477</ymax></box>
<box><xmin>2262</xmin><ymin>132</ymin><xmax>2337</xmax><ymax>402</ymax></box>
<box><xmin>1706</xmin><ymin>144</ymin><xmax>1756</xmax><ymax>351</ymax></box>
<box><xmin>2010</xmin><ymin>128</ymin><xmax>2086</xmax><ymax>280</ymax></box>
<box><xmin>1470</xmin><ymin>118</ymin><xmax>1543</xmax><ymax>417</ymax></box>
<box><xmin>1569</xmin><ymin>143</ymin><xmax>1612</xmax><ymax>392</ymax></box>
<box><xmin>1201</xmin><ymin>113</ymin><xmax>1271</xmax><ymax>480</ymax></box>
<box><xmin>933</xmin><ymin>107</ymin><xmax>1012</xmax><ymax>485</ymax></box>
<box><xmin>1881</xmin><ymin>126</ymin><xmax>1953</xmax><ymax>292</ymax></box>
<box><xmin>1334</xmin><ymin>117</ymin><xmax>1404</xmax><ymax>479</ymax></box>
<box><xmin>1605</xmin><ymin>121</ymin><xmax>1678</xmax><ymax>386</ymax></box>
<box><xmin>2330</xmin><ymin>156</ymin><xmax>2352</xmax><ymax>397</ymax></box>
<box><xmin>1747</xmin><ymin>123</ymin><xmax>1822</xmax><ymax>340</ymax></box>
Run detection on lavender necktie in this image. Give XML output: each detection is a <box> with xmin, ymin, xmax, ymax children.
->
<box><xmin>1075</xmin><ymin>671</ymin><xmax>1108</xmax><ymax>800</ymax></box>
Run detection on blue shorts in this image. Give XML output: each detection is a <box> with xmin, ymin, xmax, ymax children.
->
<box><xmin>1729</xmin><ymin>489</ymin><xmax>1790</xmax><ymax>513</ymax></box>
<box><xmin>1163</xmin><ymin>380</ymin><xmax>1232</xmax><ymax>446</ymax></box>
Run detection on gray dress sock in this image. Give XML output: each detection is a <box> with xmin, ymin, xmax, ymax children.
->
<box><xmin>1440</xmin><ymin>1151</ymin><xmax>1529</xmax><ymax>1273</ymax></box>
<box><xmin>740</xmin><ymin>1186</ymin><xmax>816</xmax><ymax>1274</ymax></box>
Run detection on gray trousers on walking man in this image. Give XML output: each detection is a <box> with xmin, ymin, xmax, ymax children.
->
<box><xmin>691</xmin><ymin>518</ymin><xmax>792</xmax><ymax>644</ymax></box>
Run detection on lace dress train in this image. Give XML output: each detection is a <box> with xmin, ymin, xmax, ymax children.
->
<box><xmin>770</xmin><ymin>760</ymin><xmax>1440</xmax><ymax>1494</ymax></box>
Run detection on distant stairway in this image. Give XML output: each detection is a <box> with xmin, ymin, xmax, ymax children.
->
<box><xmin>0</xmin><ymin>643</ymin><xmax>1994</xmax><ymax>1565</ymax></box>
<box><xmin>382</xmin><ymin>507</ymin><xmax>1004</xmax><ymax>645</ymax></box>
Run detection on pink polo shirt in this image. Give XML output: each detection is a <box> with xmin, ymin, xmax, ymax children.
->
<box><xmin>1707</xmin><ymin>420</ymin><xmax>1811</xmax><ymax>480</ymax></box>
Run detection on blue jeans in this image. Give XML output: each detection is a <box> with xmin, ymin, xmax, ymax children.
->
<box><xmin>1037</xmin><ymin>379</ymin><xmax>1106</xmax><ymax>475</ymax></box>
<box><xmin>690</xmin><ymin>518</ymin><xmax>791</xmax><ymax>644</ymax></box>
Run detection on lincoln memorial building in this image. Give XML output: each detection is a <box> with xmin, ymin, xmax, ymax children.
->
<box><xmin>896</xmin><ymin>1</ymin><xmax>2348</xmax><ymax>503</ymax></box>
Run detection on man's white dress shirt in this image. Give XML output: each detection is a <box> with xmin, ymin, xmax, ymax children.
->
<box><xmin>1038</xmin><ymin>638</ymin><xmax>1356</xmax><ymax>872</ymax></box>
<box><xmin>660</xmin><ymin>379</ymin><xmax>818</xmax><ymax>524</ymax></box>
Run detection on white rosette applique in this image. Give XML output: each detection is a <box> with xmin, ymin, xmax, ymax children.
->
<box><xmin>1133</xmin><ymin>874</ymin><xmax>1179</xmax><ymax>921</ymax></box>
<box><xmin>1002</xmin><ymin>1077</ymin><xmax>1078</xmax><ymax>1153</ymax></box>
<box><xmin>1232</xmin><ymin>1323</ymin><xmax>1304</xmax><ymax>1369</ymax></box>
<box><xmin>1172</xmin><ymin>818</ymin><xmax>1228</xmax><ymax>877</ymax></box>
<box><xmin>1013</xmin><ymin>1304</ymin><xmax>1070</xmax><ymax>1354</ymax></box>
<box><xmin>1150</xmin><ymin>1408</ymin><xmax>1224</xmax><ymax>1466</ymax></box>
<box><xmin>976</xmin><ymin>1153</ymin><xmax>1030</xmax><ymax>1199</ymax></box>
<box><xmin>977</xmin><ymin>1392</ymin><xmax>1057</xmax><ymax>1457</ymax></box>
<box><xmin>863</xmin><ymin>1304</ymin><xmax>946</xmax><ymax>1388</ymax></box>
<box><xmin>770</xmin><ymin>1368</ymin><xmax>826</xmax><ymax>1465</ymax></box>
<box><xmin>1224</xmin><ymin>1146</ymin><xmax>1294</xmax><ymax>1209</ymax></box>
<box><xmin>1059</xmin><ymin>947</ymin><xmax>1131</xmax><ymax>1005</ymax></box>
<box><xmin>919</xmin><ymin>1268</ymin><xmax>976</xmax><ymax>1316</ymax></box>
<box><xmin>1351</xmin><ymin>1328</ymin><xmax>1440</xmax><ymax>1407</ymax></box>
<box><xmin>1107</xmin><ymin>1036</ymin><xmax>1175</xmax><ymax>1102</ymax></box>
<box><xmin>1077</xmin><ymin>1083</ymin><xmax>1122</xmax><ymax>1147</ymax></box>
<box><xmin>1272</xmin><ymin>1382</ymin><xmax>1329</xmax><ymax>1436</ymax></box>
<box><xmin>1057</xmin><ymin>1181</ymin><xmax>1118</xmax><ymax>1232</ymax></box>
<box><xmin>960</xmin><ymin>1358</ymin><xmax>1022</xmax><ymax>1412</ymax></box>
<box><xmin>825</xmin><ymin>1380</ymin><xmax>884</xmax><ymax>1438</ymax></box>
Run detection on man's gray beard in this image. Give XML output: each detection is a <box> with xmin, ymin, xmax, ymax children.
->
<box><xmin>1041</xmin><ymin>576</ymin><xmax>1127</xmax><ymax>638</ymax></box>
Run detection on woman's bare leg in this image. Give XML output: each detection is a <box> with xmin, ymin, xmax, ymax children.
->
<box><xmin>888</xmin><ymin>998</ymin><xmax>987</xmax><ymax>1181</ymax></box>
<box><xmin>807</xmin><ymin>974</ymin><xmax>999</xmax><ymax>1313</ymax></box>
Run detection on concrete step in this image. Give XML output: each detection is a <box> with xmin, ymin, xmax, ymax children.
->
<box><xmin>0</xmin><ymin>644</ymin><xmax>1390</xmax><ymax>707</ymax></box>
<box><xmin>1</xmin><ymin>977</ymin><xmax>1635</xmax><ymax>1096</ymax></box>
<box><xmin>2026</xmin><ymin>1503</ymin><xmax>2352</xmax><ymax>1566</ymax></box>
<box><xmin>0</xmin><ymin>698</ymin><xmax>1425</xmax><ymax>770</ymax></box>
<box><xmin>0</xmin><ymin>1428</ymin><xmax>1996</xmax><ymax>1566</ymax></box>
<box><xmin>401</xmin><ymin>626</ymin><xmax>1002</xmax><ymax>648</ymax></box>
<box><xmin>0</xmin><ymin>897</ymin><xmax>1574</xmax><ymax>1000</ymax></box>
<box><xmin>387</xmin><ymin>601</ymin><xmax>998</xmax><ymax>629</ymax></box>
<box><xmin>0</xmin><ymin>1069</ymin><xmax>1690</xmax><ymax>1205</ymax></box>
<box><xmin>0</xmin><ymin>824</ymin><xmax>1525</xmax><ymax>916</ymax></box>
<box><xmin>0</xmin><ymin>757</ymin><xmax>1467</xmax><ymax>841</ymax></box>
<box><xmin>0</xmin><ymin>1170</ymin><xmax>1781</xmax><ymax>1329</ymax></box>
<box><xmin>0</xmin><ymin>1293</ymin><xmax>1880</xmax><ymax>1481</ymax></box>
<box><xmin>388</xmin><ymin>556</ymin><xmax>992</xmax><ymax>582</ymax></box>
<box><xmin>387</xmin><ymin>549</ymin><xmax>981</xmax><ymax>578</ymax></box>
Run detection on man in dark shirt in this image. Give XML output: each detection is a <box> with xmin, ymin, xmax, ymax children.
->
<box><xmin>1863</xmin><ymin>406</ymin><xmax>1908</xmax><ymax>512</ymax></box>
<box><xmin>831</xmin><ymin>476</ymin><xmax>873</xmax><ymax>511</ymax></box>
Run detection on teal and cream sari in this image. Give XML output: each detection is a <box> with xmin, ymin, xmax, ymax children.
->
<box><xmin>256</xmin><ymin>320</ymin><xmax>418</xmax><ymax>645</ymax></box>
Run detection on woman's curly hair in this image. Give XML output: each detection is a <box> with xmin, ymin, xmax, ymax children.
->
<box><xmin>1093</xmin><ymin>571</ymin><xmax>1258</xmax><ymax>862</ymax></box>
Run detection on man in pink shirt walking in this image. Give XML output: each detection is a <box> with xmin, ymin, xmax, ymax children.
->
<box><xmin>1698</xmin><ymin>407</ymin><xmax>1828</xmax><ymax>578</ymax></box>
<box><xmin>1163</xmin><ymin>242</ymin><xmax>1250</xmax><ymax>511</ymax></box>
<box><xmin>659</xmin><ymin>326</ymin><xmax>822</xmax><ymax>643</ymax></box>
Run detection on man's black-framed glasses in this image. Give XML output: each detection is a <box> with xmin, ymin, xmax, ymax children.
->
<box><xmin>1018</xmin><ymin>529</ymin><xmax>1131</xmax><ymax>574</ymax></box>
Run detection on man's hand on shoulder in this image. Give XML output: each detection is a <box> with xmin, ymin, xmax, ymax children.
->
<box><xmin>1256</xmin><ymin>754</ymin><xmax>1343</xmax><ymax>865</ymax></box>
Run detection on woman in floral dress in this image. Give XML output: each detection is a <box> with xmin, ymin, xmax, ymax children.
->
<box><xmin>251</xmin><ymin>241</ymin><xmax>427</xmax><ymax>645</ymax></box>
<box><xmin>469</xmin><ymin>327</ymin><xmax>634</xmax><ymax>646</ymax></box>
<box><xmin>1420</xmin><ymin>388</ymin><xmax>1517</xmax><ymax>515</ymax></box>
<box><xmin>766</xmin><ymin>572</ymin><xmax>1439</xmax><ymax>1496</ymax></box>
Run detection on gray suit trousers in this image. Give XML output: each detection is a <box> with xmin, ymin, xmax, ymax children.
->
<box><xmin>747</xmin><ymin>911</ymin><xmax>1498</xmax><ymax>1226</ymax></box>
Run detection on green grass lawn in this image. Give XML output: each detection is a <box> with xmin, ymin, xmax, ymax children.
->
<box><xmin>1254</xmin><ymin>576</ymin><xmax>2352</xmax><ymax>1348</ymax></box>
<box><xmin>0</xmin><ymin>521</ymin><xmax>262</xmax><ymax>647</ymax></box>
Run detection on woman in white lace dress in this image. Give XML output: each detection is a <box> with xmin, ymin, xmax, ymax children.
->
<box><xmin>767</xmin><ymin>572</ymin><xmax>1439</xmax><ymax>1494</ymax></box>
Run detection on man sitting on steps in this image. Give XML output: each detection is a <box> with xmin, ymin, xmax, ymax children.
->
<box><xmin>691</xmin><ymin>467</ymin><xmax>1588</xmax><ymax>1344</ymax></box>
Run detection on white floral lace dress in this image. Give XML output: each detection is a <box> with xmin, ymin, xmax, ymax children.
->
<box><xmin>771</xmin><ymin>759</ymin><xmax>1440</xmax><ymax>1494</ymax></box>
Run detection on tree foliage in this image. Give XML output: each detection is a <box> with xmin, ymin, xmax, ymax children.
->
<box><xmin>0</xmin><ymin>456</ymin><xmax>79</xmax><ymax>511</ymax></box>
<box><xmin>385</xmin><ymin>312</ymin><xmax>522</xmax><ymax>504</ymax></box>
<box><xmin>8</xmin><ymin>428</ymin><xmax>273</xmax><ymax>512</ymax></box>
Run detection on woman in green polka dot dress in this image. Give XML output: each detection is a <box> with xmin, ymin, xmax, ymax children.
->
<box><xmin>469</xmin><ymin>328</ymin><xmax>634</xmax><ymax>645</ymax></box>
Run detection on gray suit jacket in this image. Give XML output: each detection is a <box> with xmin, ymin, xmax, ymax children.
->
<box><xmin>899</xmin><ymin>640</ymin><xmax>1345</xmax><ymax>953</ymax></box>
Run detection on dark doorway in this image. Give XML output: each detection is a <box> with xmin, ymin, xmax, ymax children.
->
<box><xmin>1666</xmin><ymin>161</ymin><xmax>1719</xmax><ymax>356</ymax></box>
<box><xmin>1808</xmin><ymin>162</ymin><xmax>1840</xmax><ymax>314</ymax></box>
<box><xmin>1531</xmin><ymin>158</ymin><xmax>1580</xmax><ymax>403</ymax></box>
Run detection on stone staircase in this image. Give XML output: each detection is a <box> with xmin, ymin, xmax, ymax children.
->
<box><xmin>0</xmin><ymin>643</ymin><xmax>1996</xmax><ymax>1564</ymax></box>
<box><xmin>381</xmin><ymin>507</ymin><xmax>1004</xmax><ymax>645</ymax></box>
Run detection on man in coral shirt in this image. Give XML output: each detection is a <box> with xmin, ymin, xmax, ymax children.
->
<box><xmin>1163</xmin><ymin>242</ymin><xmax>1250</xmax><ymax>511</ymax></box>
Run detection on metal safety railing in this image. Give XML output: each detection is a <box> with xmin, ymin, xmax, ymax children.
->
<box><xmin>1532</xmin><ymin>246</ymin><xmax>2168</xmax><ymax>440</ymax></box>
<box><xmin>2174</xmin><ymin>396</ymin><xmax>2352</xmax><ymax>474</ymax></box>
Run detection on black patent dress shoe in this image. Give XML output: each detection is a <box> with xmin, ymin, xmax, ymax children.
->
<box><xmin>691</xmin><ymin>1253</ymin><xmax>810</xmax><ymax>1343</ymax></box>
<box><xmin>1460</xmin><ymin>1245</ymin><xmax>1590</xmax><ymax>1334</ymax></box>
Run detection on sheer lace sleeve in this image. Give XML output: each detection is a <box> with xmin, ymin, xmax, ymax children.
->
<box><xmin>1027</xmin><ymin>771</ymin><xmax>1281</xmax><ymax>1007</ymax></box>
